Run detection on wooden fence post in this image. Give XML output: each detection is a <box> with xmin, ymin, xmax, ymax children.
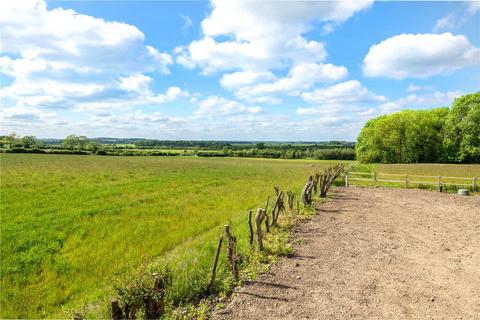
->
<box><xmin>405</xmin><ymin>175</ymin><xmax>408</xmax><ymax>189</ymax></box>
<box><xmin>437</xmin><ymin>176</ymin><xmax>442</xmax><ymax>192</ymax></box>
<box><xmin>144</xmin><ymin>274</ymin><xmax>166</xmax><ymax>319</ymax></box>
<box><xmin>345</xmin><ymin>174</ymin><xmax>348</xmax><ymax>187</ymax></box>
<box><xmin>255</xmin><ymin>208</ymin><xmax>265</xmax><ymax>251</ymax></box>
<box><xmin>373</xmin><ymin>171</ymin><xmax>377</xmax><ymax>188</ymax></box>
<box><xmin>208</xmin><ymin>236</ymin><xmax>223</xmax><ymax>290</ymax></box>
<box><xmin>224</xmin><ymin>225</ymin><xmax>238</xmax><ymax>282</ymax></box>
<box><xmin>73</xmin><ymin>313</ymin><xmax>84</xmax><ymax>320</ymax></box>
<box><xmin>248</xmin><ymin>210</ymin><xmax>254</xmax><ymax>246</ymax></box>
<box><xmin>111</xmin><ymin>298</ymin><xmax>123</xmax><ymax>320</ymax></box>
<box><xmin>265</xmin><ymin>212</ymin><xmax>270</xmax><ymax>233</ymax></box>
<box><xmin>473</xmin><ymin>177</ymin><xmax>477</xmax><ymax>191</ymax></box>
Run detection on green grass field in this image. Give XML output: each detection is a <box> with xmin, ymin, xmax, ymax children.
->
<box><xmin>1</xmin><ymin>154</ymin><xmax>341</xmax><ymax>318</ymax></box>
<box><xmin>2</xmin><ymin>154</ymin><xmax>479</xmax><ymax>318</ymax></box>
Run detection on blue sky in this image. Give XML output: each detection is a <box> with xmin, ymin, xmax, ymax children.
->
<box><xmin>1</xmin><ymin>1</ymin><xmax>479</xmax><ymax>141</ymax></box>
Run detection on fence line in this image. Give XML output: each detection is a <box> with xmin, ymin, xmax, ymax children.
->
<box><xmin>345</xmin><ymin>171</ymin><xmax>478</xmax><ymax>192</ymax></box>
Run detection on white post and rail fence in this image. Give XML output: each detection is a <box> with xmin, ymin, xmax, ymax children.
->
<box><xmin>345</xmin><ymin>171</ymin><xmax>478</xmax><ymax>192</ymax></box>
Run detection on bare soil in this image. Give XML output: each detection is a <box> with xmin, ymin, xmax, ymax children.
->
<box><xmin>214</xmin><ymin>187</ymin><xmax>480</xmax><ymax>320</ymax></box>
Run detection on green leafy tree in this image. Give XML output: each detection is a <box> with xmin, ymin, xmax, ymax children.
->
<box><xmin>356</xmin><ymin>108</ymin><xmax>449</xmax><ymax>163</ymax></box>
<box><xmin>21</xmin><ymin>136</ymin><xmax>39</xmax><ymax>148</ymax></box>
<box><xmin>63</xmin><ymin>135</ymin><xmax>80</xmax><ymax>149</ymax></box>
<box><xmin>443</xmin><ymin>92</ymin><xmax>480</xmax><ymax>163</ymax></box>
<box><xmin>78</xmin><ymin>136</ymin><xmax>88</xmax><ymax>149</ymax></box>
<box><xmin>255</xmin><ymin>142</ymin><xmax>265</xmax><ymax>149</ymax></box>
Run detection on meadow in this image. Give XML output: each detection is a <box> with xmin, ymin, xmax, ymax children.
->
<box><xmin>1</xmin><ymin>154</ymin><xmax>479</xmax><ymax>318</ymax></box>
<box><xmin>1</xmin><ymin>154</ymin><xmax>341</xmax><ymax>318</ymax></box>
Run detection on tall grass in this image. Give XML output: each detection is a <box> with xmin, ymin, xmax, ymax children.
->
<box><xmin>1</xmin><ymin>154</ymin><xmax>342</xmax><ymax>318</ymax></box>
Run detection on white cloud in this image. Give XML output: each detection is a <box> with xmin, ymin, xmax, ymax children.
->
<box><xmin>176</xmin><ymin>0</ymin><xmax>372</xmax><ymax>74</ymax></box>
<box><xmin>406</xmin><ymin>84</ymin><xmax>436</xmax><ymax>93</ymax></box>
<box><xmin>363</xmin><ymin>33</ymin><xmax>480</xmax><ymax>79</ymax></box>
<box><xmin>222</xmin><ymin>63</ymin><xmax>348</xmax><ymax>104</ymax></box>
<box><xmin>0</xmin><ymin>0</ymin><xmax>179</xmax><ymax>113</ymax></box>
<box><xmin>296</xmin><ymin>80</ymin><xmax>385</xmax><ymax>132</ymax></box>
<box><xmin>433</xmin><ymin>2</ymin><xmax>480</xmax><ymax>33</ymax></box>
<box><xmin>194</xmin><ymin>96</ymin><xmax>261</xmax><ymax>117</ymax></box>
<box><xmin>373</xmin><ymin>90</ymin><xmax>462</xmax><ymax>116</ymax></box>
<box><xmin>72</xmin><ymin>86</ymin><xmax>189</xmax><ymax>112</ymax></box>
<box><xmin>220</xmin><ymin>71</ymin><xmax>276</xmax><ymax>90</ymax></box>
<box><xmin>301</xmin><ymin>80</ymin><xmax>385</xmax><ymax>105</ymax></box>
<box><xmin>0</xmin><ymin>0</ymin><xmax>172</xmax><ymax>75</ymax></box>
<box><xmin>467</xmin><ymin>1</ymin><xmax>480</xmax><ymax>15</ymax></box>
<box><xmin>296</xmin><ymin>89</ymin><xmax>463</xmax><ymax>139</ymax></box>
<box><xmin>118</xmin><ymin>74</ymin><xmax>153</xmax><ymax>93</ymax></box>
<box><xmin>180</xmin><ymin>15</ymin><xmax>193</xmax><ymax>31</ymax></box>
<box><xmin>380</xmin><ymin>90</ymin><xmax>462</xmax><ymax>113</ymax></box>
<box><xmin>433</xmin><ymin>13</ymin><xmax>457</xmax><ymax>32</ymax></box>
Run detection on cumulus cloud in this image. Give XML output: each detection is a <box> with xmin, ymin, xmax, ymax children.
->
<box><xmin>194</xmin><ymin>96</ymin><xmax>261</xmax><ymax>117</ymax></box>
<box><xmin>0</xmin><ymin>0</ymin><xmax>172</xmax><ymax>75</ymax></box>
<box><xmin>363</xmin><ymin>33</ymin><xmax>480</xmax><ymax>79</ymax></box>
<box><xmin>406</xmin><ymin>84</ymin><xmax>435</xmax><ymax>93</ymax></box>
<box><xmin>377</xmin><ymin>90</ymin><xmax>463</xmax><ymax>115</ymax></box>
<box><xmin>301</xmin><ymin>80</ymin><xmax>385</xmax><ymax>106</ymax></box>
<box><xmin>220</xmin><ymin>71</ymin><xmax>276</xmax><ymax>90</ymax></box>
<box><xmin>0</xmin><ymin>0</ymin><xmax>181</xmax><ymax>114</ymax></box>
<box><xmin>222</xmin><ymin>63</ymin><xmax>348</xmax><ymax>104</ymax></box>
<box><xmin>296</xmin><ymin>80</ymin><xmax>386</xmax><ymax>134</ymax></box>
<box><xmin>175</xmin><ymin>0</ymin><xmax>372</xmax><ymax>74</ymax></box>
<box><xmin>72</xmin><ymin>86</ymin><xmax>189</xmax><ymax>112</ymax></box>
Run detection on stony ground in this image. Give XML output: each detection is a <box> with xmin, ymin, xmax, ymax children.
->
<box><xmin>214</xmin><ymin>187</ymin><xmax>480</xmax><ymax>320</ymax></box>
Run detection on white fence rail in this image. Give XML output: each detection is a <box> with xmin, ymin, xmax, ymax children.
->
<box><xmin>345</xmin><ymin>171</ymin><xmax>478</xmax><ymax>191</ymax></box>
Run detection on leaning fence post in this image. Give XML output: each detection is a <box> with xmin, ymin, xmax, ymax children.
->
<box><xmin>437</xmin><ymin>176</ymin><xmax>442</xmax><ymax>192</ymax></box>
<box><xmin>248</xmin><ymin>210</ymin><xmax>254</xmax><ymax>246</ymax></box>
<box><xmin>111</xmin><ymin>298</ymin><xmax>123</xmax><ymax>320</ymax></box>
<box><xmin>345</xmin><ymin>174</ymin><xmax>349</xmax><ymax>187</ymax></box>
<box><xmin>405</xmin><ymin>175</ymin><xmax>408</xmax><ymax>189</ymax></box>
<box><xmin>373</xmin><ymin>171</ymin><xmax>377</xmax><ymax>188</ymax></box>
<box><xmin>208</xmin><ymin>236</ymin><xmax>223</xmax><ymax>290</ymax></box>
<box><xmin>473</xmin><ymin>177</ymin><xmax>477</xmax><ymax>192</ymax></box>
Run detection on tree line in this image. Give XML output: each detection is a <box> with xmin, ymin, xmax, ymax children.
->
<box><xmin>356</xmin><ymin>92</ymin><xmax>480</xmax><ymax>163</ymax></box>
<box><xmin>1</xmin><ymin>133</ymin><xmax>355</xmax><ymax>160</ymax></box>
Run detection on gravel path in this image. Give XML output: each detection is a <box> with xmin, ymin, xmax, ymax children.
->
<box><xmin>214</xmin><ymin>187</ymin><xmax>480</xmax><ymax>320</ymax></box>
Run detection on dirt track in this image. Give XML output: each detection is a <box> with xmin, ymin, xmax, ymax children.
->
<box><xmin>214</xmin><ymin>187</ymin><xmax>480</xmax><ymax>319</ymax></box>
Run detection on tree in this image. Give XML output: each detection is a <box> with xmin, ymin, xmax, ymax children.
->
<box><xmin>255</xmin><ymin>142</ymin><xmax>265</xmax><ymax>149</ymax></box>
<box><xmin>3</xmin><ymin>132</ymin><xmax>19</xmax><ymax>147</ymax></box>
<box><xmin>78</xmin><ymin>136</ymin><xmax>88</xmax><ymax>149</ymax></box>
<box><xmin>86</xmin><ymin>141</ymin><xmax>100</xmax><ymax>152</ymax></box>
<box><xmin>356</xmin><ymin>108</ymin><xmax>448</xmax><ymax>163</ymax></box>
<box><xmin>443</xmin><ymin>92</ymin><xmax>480</xmax><ymax>163</ymax></box>
<box><xmin>21</xmin><ymin>136</ymin><xmax>39</xmax><ymax>148</ymax></box>
<box><xmin>63</xmin><ymin>135</ymin><xmax>80</xmax><ymax>149</ymax></box>
<box><xmin>356</xmin><ymin>92</ymin><xmax>479</xmax><ymax>164</ymax></box>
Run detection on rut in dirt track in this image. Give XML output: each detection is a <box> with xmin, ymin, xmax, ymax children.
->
<box><xmin>214</xmin><ymin>187</ymin><xmax>480</xmax><ymax>320</ymax></box>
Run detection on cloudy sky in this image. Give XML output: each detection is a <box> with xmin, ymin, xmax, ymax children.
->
<box><xmin>1</xmin><ymin>0</ymin><xmax>479</xmax><ymax>141</ymax></box>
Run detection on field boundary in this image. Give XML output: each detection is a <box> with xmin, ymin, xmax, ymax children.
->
<box><xmin>345</xmin><ymin>171</ymin><xmax>478</xmax><ymax>192</ymax></box>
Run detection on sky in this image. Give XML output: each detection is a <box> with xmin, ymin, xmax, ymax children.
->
<box><xmin>0</xmin><ymin>0</ymin><xmax>479</xmax><ymax>141</ymax></box>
